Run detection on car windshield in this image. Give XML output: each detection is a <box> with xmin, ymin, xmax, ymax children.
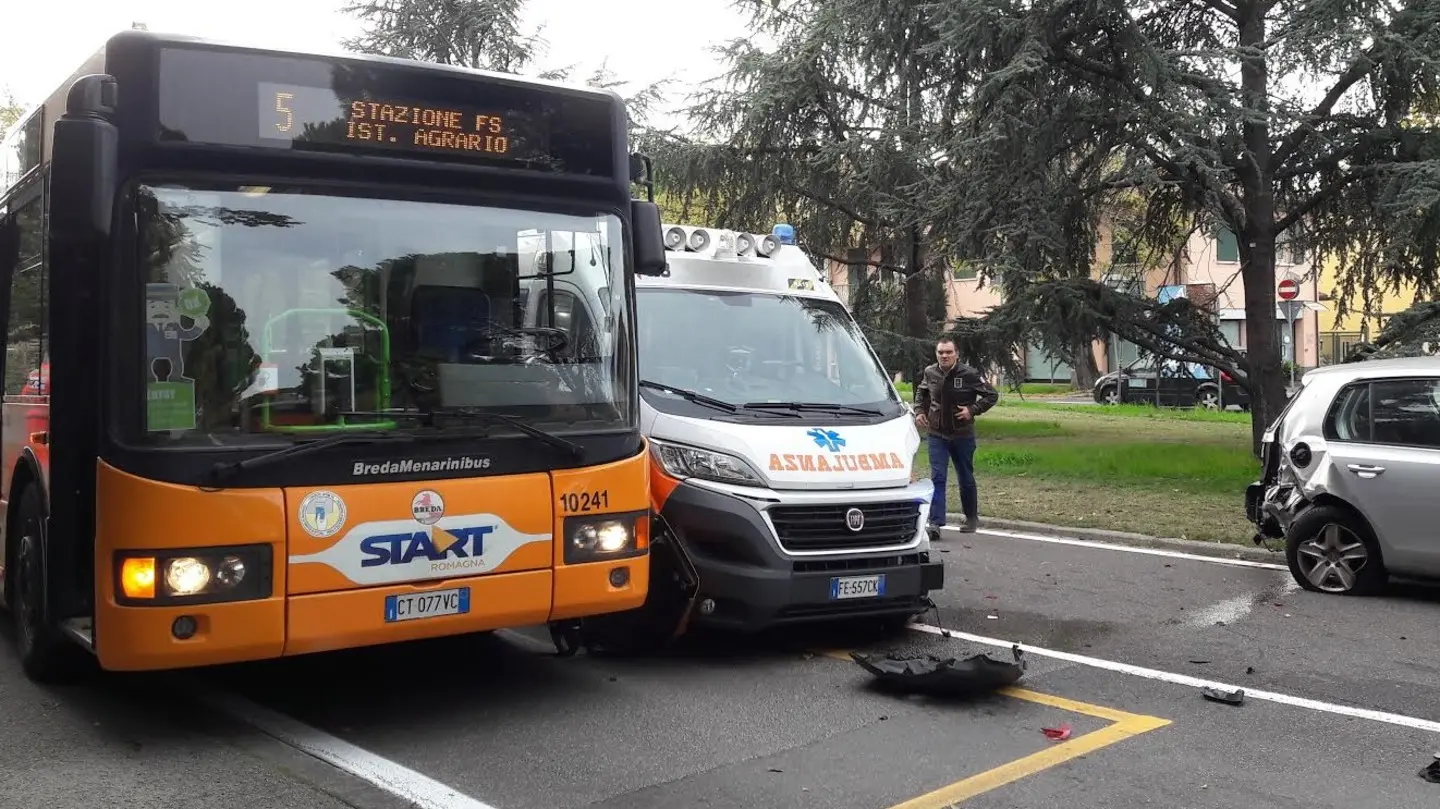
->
<box><xmin>135</xmin><ymin>182</ymin><xmax>629</xmax><ymax>445</ymax></box>
<box><xmin>635</xmin><ymin>288</ymin><xmax>899</xmax><ymax>410</ymax></box>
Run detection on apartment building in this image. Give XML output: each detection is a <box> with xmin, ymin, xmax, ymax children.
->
<box><xmin>826</xmin><ymin>224</ymin><xmax>1323</xmax><ymax>385</ymax></box>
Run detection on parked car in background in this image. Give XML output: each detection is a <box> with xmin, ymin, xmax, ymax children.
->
<box><xmin>1092</xmin><ymin>357</ymin><xmax>1250</xmax><ymax>410</ymax></box>
<box><xmin>1247</xmin><ymin>356</ymin><xmax>1440</xmax><ymax>595</ymax></box>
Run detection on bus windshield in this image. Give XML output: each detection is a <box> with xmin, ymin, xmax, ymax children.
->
<box><xmin>135</xmin><ymin>182</ymin><xmax>629</xmax><ymax>444</ymax></box>
<box><xmin>635</xmin><ymin>288</ymin><xmax>900</xmax><ymax>412</ymax></box>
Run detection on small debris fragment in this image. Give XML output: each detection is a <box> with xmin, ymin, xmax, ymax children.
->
<box><xmin>985</xmin><ymin>595</ymin><xmax>998</xmax><ymax>600</ymax></box>
<box><xmin>1042</xmin><ymin>723</ymin><xmax>1072</xmax><ymax>741</ymax></box>
<box><xmin>1214</xmin><ymin>620</ymin><xmax>1226</xmax><ymax>626</ymax></box>
<box><xmin>879</xmin><ymin>715</ymin><xmax>889</xmax><ymax>721</ymax></box>
<box><xmin>607</xmin><ymin>675</ymin><xmax>618</xmax><ymax>682</ymax></box>
<box><xmin>1201</xmin><ymin>686</ymin><xmax>1245</xmax><ymax>706</ymax></box>
<box><xmin>986</xmin><ymin>614</ymin><xmax>999</xmax><ymax>620</ymax></box>
<box><xmin>1189</xmin><ymin>659</ymin><xmax>1210</xmax><ymax>665</ymax></box>
<box><xmin>768</xmin><ymin>768</ymin><xmax>784</xmax><ymax>773</ymax></box>
<box><xmin>1419</xmin><ymin>753</ymin><xmax>1440</xmax><ymax>784</ymax></box>
<box><xmin>1246</xmin><ymin>666</ymin><xmax>1256</xmax><ymax>675</ymax></box>
<box><xmin>1164</xmin><ymin>563</ymin><xmax>1172</xmax><ymax>568</ymax></box>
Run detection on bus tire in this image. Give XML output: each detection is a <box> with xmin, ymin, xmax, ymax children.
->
<box><xmin>11</xmin><ymin>486</ymin><xmax>88</xmax><ymax>684</ymax></box>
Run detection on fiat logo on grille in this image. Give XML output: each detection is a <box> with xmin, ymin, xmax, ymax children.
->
<box><xmin>844</xmin><ymin>507</ymin><xmax>865</xmax><ymax>532</ymax></box>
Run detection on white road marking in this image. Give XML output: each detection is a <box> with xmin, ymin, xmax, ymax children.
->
<box><xmin>952</xmin><ymin>526</ymin><xmax>1289</xmax><ymax>571</ymax></box>
<box><xmin>195</xmin><ymin>687</ymin><xmax>499</xmax><ymax>809</ymax></box>
<box><xmin>908</xmin><ymin>622</ymin><xmax>1440</xmax><ymax>735</ymax></box>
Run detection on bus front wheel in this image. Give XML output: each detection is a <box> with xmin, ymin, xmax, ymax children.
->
<box><xmin>11</xmin><ymin>486</ymin><xmax>87</xmax><ymax>683</ymax></box>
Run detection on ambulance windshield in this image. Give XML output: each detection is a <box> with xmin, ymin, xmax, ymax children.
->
<box><xmin>635</xmin><ymin>288</ymin><xmax>901</xmax><ymax>414</ymax></box>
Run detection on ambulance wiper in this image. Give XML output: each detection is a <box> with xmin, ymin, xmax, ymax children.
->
<box><xmin>208</xmin><ymin>430</ymin><xmax>413</xmax><ymax>484</ymax></box>
<box><xmin>639</xmin><ymin>380</ymin><xmax>740</xmax><ymax>413</ymax></box>
<box><xmin>741</xmin><ymin>401</ymin><xmax>884</xmax><ymax>416</ymax></box>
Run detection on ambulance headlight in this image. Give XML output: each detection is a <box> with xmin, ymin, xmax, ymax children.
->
<box><xmin>115</xmin><ymin>544</ymin><xmax>273</xmax><ymax>605</ymax></box>
<box><xmin>563</xmin><ymin>512</ymin><xmax>648</xmax><ymax>564</ymax></box>
<box><xmin>650</xmin><ymin>438</ymin><xmax>765</xmax><ymax>487</ymax></box>
<box><xmin>664</xmin><ymin>226</ymin><xmax>687</xmax><ymax>250</ymax></box>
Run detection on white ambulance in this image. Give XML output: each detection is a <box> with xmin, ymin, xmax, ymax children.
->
<box><xmin>623</xmin><ymin>222</ymin><xmax>944</xmax><ymax>637</ymax></box>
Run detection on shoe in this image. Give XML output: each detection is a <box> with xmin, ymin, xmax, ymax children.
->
<box><xmin>959</xmin><ymin>516</ymin><xmax>979</xmax><ymax>533</ymax></box>
<box><xmin>925</xmin><ymin>523</ymin><xmax>942</xmax><ymax>542</ymax></box>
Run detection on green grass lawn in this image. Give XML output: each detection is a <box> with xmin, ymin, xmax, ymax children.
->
<box><xmin>911</xmin><ymin>398</ymin><xmax>1261</xmax><ymax>543</ymax></box>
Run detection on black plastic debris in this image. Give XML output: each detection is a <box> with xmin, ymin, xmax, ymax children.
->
<box><xmin>850</xmin><ymin>645</ymin><xmax>1025</xmax><ymax>696</ymax></box>
<box><xmin>1420</xmin><ymin>753</ymin><xmax>1440</xmax><ymax>784</ymax></box>
<box><xmin>1201</xmin><ymin>686</ymin><xmax>1245</xmax><ymax>706</ymax></box>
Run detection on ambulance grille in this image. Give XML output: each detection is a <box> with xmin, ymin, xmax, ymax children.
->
<box><xmin>769</xmin><ymin>501</ymin><xmax>920</xmax><ymax>552</ymax></box>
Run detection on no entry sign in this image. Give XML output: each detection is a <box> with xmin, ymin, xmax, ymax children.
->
<box><xmin>1277</xmin><ymin>277</ymin><xmax>1300</xmax><ymax>300</ymax></box>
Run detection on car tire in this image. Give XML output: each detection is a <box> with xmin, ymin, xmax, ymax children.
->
<box><xmin>1097</xmin><ymin>384</ymin><xmax>1119</xmax><ymax>405</ymax></box>
<box><xmin>1284</xmin><ymin>504</ymin><xmax>1387</xmax><ymax>596</ymax></box>
<box><xmin>10</xmin><ymin>486</ymin><xmax>90</xmax><ymax>683</ymax></box>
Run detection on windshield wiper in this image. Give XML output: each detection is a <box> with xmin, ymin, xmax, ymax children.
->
<box><xmin>740</xmin><ymin>401</ymin><xmax>885</xmax><ymax>416</ymax></box>
<box><xmin>208</xmin><ymin>430</ymin><xmax>413</xmax><ymax>484</ymax></box>
<box><xmin>639</xmin><ymin>380</ymin><xmax>740</xmax><ymax>413</ymax></box>
<box><xmin>342</xmin><ymin>407</ymin><xmax>585</xmax><ymax>460</ymax></box>
<box><xmin>426</xmin><ymin>407</ymin><xmax>585</xmax><ymax>460</ymax></box>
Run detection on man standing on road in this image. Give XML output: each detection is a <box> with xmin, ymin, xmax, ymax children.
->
<box><xmin>914</xmin><ymin>338</ymin><xmax>999</xmax><ymax>538</ymax></box>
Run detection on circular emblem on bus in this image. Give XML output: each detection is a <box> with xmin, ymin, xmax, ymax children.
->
<box><xmin>411</xmin><ymin>490</ymin><xmax>445</xmax><ymax>525</ymax></box>
<box><xmin>845</xmin><ymin>507</ymin><xmax>865</xmax><ymax>532</ymax></box>
<box><xmin>298</xmin><ymin>490</ymin><xmax>347</xmax><ymax>538</ymax></box>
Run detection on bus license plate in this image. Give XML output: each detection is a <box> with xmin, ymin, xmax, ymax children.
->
<box><xmin>829</xmin><ymin>574</ymin><xmax>885</xmax><ymax>600</ymax></box>
<box><xmin>384</xmin><ymin>587</ymin><xmax>471</xmax><ymax>623</ymax></box>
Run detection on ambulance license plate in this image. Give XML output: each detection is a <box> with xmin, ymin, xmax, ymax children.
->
<box><xmin>829</xmin><ymin>574</ymin><xmax>885</xmax><ymax>600</ymax></box>
<box><xmin>385</xmin><ymin>587</ymin><xmax>471</xmax><ymax>622</ymax></box>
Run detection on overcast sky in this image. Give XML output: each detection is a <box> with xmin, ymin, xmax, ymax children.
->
<box><xmin>0</xmin><ymin>0</ymin><xmax>754</xmax><ymax>128</ymax></box>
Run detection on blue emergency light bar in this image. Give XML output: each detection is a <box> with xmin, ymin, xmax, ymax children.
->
<box><xmin>772</xmin><ymin>223</ymin><xmax>796</xmax><ymax>245</ymax></box>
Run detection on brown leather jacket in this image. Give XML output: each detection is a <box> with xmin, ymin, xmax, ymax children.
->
<box><xmin>915</xmin><ymin>361</ymin><xmax>999</xmax><ymax>438</ymax></box>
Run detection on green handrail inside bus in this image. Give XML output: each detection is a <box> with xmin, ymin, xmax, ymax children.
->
<box><xmin>258</xmin><ymin>307</ymin><xmax>395</xmax><ymax>432</ymax></box>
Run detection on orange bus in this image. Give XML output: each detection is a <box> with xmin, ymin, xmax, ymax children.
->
<box><xmin>0</xmin><ymin>30</ymin><xmax>668</xmax><ymax>681</ymax></box>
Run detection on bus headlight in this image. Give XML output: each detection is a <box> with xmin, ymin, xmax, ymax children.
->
<box><xmin>115</xmin><ymin>545</ymin><xmax>272</xmax><ymax>605</ymax></box>
<box><xmin>650</xmin><ymin>438</ymin><xmax>765</xmax><ymax>487</ymax></box>
<box><xmin>563</xmin><ymin>512</ymin><xmax>648</xmax><ymax>565</ymax></box>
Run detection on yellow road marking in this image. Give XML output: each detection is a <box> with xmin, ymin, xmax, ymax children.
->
<box><xmin>817</xmin><ymin>649</ymin><xmax>1171</xmax><ymax>808</ymax></box>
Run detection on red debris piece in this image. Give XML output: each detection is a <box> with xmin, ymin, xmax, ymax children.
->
<box><xmin>1042</xmin><ymin>723</ymin><xmax>1072</xmax><ymax>741</ymax></box>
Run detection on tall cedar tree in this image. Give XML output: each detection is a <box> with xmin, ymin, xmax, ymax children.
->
<box><xmin>651</xmin><ymin>0</ymin><xmax>1440</xmax><ymax>452</ymax></box>
<box><xmin>925</xmin><ymin>0</ymin><xmax>1440</xmax><ymax>452</ymax></box>
<box><xmin>341</xmin><ymin>0</ymin><xmax>671</xmax><ymax>132</ymax></box>
<box><xmin>639</xmin><ymin>0</ymin><xmax>962</xmax><ymax>350</ymax></box>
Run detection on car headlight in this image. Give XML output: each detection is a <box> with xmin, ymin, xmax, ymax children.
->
<box><xmin>650</xmin><ymin>438</ymin><xmax>765</xmax><ymax>486</ymax></box>
<box><xmin>563</xmin><ymin>512</ymin><xmax>648</xmax><ymax>565</ymax></box>
<box><xmin>115</xmin><ymin>544</ymin><xmax>272</xmax><ymax>605</ymax></box>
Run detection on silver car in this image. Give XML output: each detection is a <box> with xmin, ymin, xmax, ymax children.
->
<box><xmin>1247</xmin><ymin>356</ymin><xmax>1440</xmax><ymax>595</ymax></box>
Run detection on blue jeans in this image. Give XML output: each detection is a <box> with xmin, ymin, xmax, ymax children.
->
<box><xmin>928</xmin><ymin>434</ymin><xmax>977</xmax><ymax>526</ymax></box>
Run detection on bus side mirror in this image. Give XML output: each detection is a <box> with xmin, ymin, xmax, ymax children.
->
<box><xmin>50</xmin><ymin>74</ymin><xmax>119</xmax><ymax>238</ymax></box>
<box><xmin>630</xmin><ymin>200</ymin><xmax>668</xmax><ymax>277</ymax></box>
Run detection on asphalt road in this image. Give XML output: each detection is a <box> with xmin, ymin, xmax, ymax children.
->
<box><xmin>2</xmin><ymin>527</ymin><xmax>1438</xmax><ymax>809</ymax></box>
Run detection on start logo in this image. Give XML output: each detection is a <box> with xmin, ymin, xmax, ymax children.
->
<box><xmin>360</xmin><ymin>525</ymin><xmax>494</xmax><ymax>570</ymax></box>
<box><xmin>288</xmin><ymin>513</ymin><xmax>552</xmax><ymax>586</ymax></box>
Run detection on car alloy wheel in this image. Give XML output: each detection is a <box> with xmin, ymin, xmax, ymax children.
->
<box><xmin>1294</xmin><ymin>522</ymin><xmax>1371</xmax><ymax>593</ymax></box>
